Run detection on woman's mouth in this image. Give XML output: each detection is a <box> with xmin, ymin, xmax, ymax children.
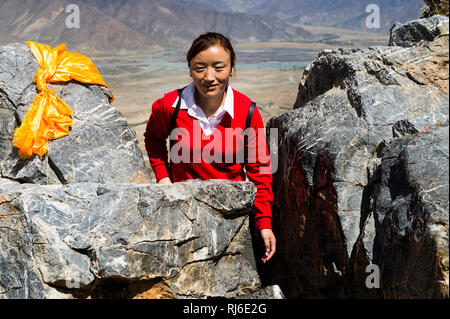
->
<box><xmin>204</xmin><ymin>84</ymin><xmax>218</xmax><ymax>91</ymax></box>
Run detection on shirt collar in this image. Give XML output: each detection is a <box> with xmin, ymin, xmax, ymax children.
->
<box><xmin>172</xmin><ymin>82</ymin><xmax>234</xmax><ymax>119</ymax></box>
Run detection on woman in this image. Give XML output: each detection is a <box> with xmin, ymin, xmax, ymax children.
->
<box><xmin>144</xmin><ymin>32</ymin><xmax>275</xmax><ymax>263</ymax></box>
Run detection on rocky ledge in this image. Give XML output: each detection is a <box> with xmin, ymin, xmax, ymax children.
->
<box><xmin>0</xmin><ymin>178</ymin><xmax>264</xmax><ymax>299</ymax></box>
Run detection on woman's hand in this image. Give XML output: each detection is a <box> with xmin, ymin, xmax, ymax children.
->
<box><xmin>157</xmin><ymin>177</ymin><xmax>172</xmax><ymax>184</ymax></box>
<box><xmin>260</xmin><ymin>229</ymin><xmax>276</xmax><ymax>263</ymax></box>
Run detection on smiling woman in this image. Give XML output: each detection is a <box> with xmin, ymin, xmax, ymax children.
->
<box><xmin>144</xmin><ymin>32</ymin><xmax>276</xmax><ymax>264</ymax></box>
<box><xmin>189</xmin><ymin>45</ymin><xmax>233</xmax><ymax>117</ymax></box>
<box><xmin>187</xmin><ymin>34</ymin><xmax>235</xmax><ymax>119</ymax></box>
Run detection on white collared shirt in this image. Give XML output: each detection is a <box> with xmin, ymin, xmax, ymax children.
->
<box><xmin>171</xmin><ymin>82</ymin><xmax>234</xmax><ymax>136</ymax></box>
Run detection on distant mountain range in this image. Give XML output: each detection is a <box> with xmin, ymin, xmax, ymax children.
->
<box><xmin>0</xmin><ymin>0</ymin><xmax>316</xmax><ymax>53</ymax></box>
<box><xmin>0</xmin><ymin>0</ymin><xmax>425</xmax><ymax>53</ymax></box>
<box><xmin>204</xmin><ymin>0</ymin><xmax>424</xmax><ymax>33</ymax></box>
<box><xmin>0</xmin><ymin>0</ymin><xmax>156</xmax><ymax>53</ymax></box>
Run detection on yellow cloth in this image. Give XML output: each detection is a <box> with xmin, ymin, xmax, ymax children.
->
<box><xmin>12</xmin><ymin>41</ymin><xmax>113</xmax><ymax>158</ymax></box>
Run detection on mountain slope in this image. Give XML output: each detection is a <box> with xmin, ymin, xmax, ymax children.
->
<box><xmin>75</xmin><ymin>0</ymin><xmax>316</xmax><ymax>45</ymax></box>
<box><xmin>0</xmin><ymin>0</ymin><xmax>157</xmax><ymax>53</ymax></box>
<box><xmin>206</xmin><ymin>0</ymin><xmax>424</xmax><ymax>33</ymax></box>
<box><xmin>333</xmin><ymin>2</ymin><xmax>424</xmax><ymax>33</ymax></box>
<box><xmin>0</xmin><ymin>0</ymin><xmax>319</xmax><ymax>52</ymax></box>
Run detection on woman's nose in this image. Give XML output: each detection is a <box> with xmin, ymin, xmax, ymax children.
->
<box><xmin>204</xmin><ymin>67</ymin><xmax>215</xmax><ymax>81</ymax></box>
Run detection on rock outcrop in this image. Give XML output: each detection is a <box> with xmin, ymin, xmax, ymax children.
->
<box><xmin>0</xmin><ymin>178</ymin><xmax>262</xmax><ymax>299</ymax></box>
<box><xmin>421</xmin><ymin>0</ymin><xmax>449</xmax><ymax>18</ymax></box>
<box><xmin>0</xmin><ymin>42</ymin><xmax>151</xmax><ymax>185</ymax></box>
<box><xmin>389</xmin><ymin>14</ymin><xmax>449</xmax><ymax>48</ymax></box>
<box><xmin>266</xmin><ymin>15</ymin><xmax>448</xmax><ymax>298</ymax></box>
<box><xmin>0</xmin><ymin>42</ymin><xmax>272</xmax><ymax>299</ymax></box>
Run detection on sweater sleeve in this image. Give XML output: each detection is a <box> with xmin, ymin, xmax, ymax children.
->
<box><xmin>244</xmin><ymin>106</ymin><xmax>274</xmax><ymax>231</ymax></box>
<box><xmin>144</xmin><ymin>97</ymin><xmax>172</xmax><ymax>182</ymax></box>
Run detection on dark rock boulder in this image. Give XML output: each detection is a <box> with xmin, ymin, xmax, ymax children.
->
<box><xmin>364</xmin><ymin>123</ymin><xmax>448</xmax><ymax>298</ymax></box>
<box><xmin>267</xmin><ymin>15</ymin><xmax>448</xmax><ymax>298</ymax></box>
<box><xmin>421</xmin><ymin>1</ymin><xmax>449</xmax><ymax>18</ymax></box>
<box><xmin>389</xmin><ymin>14</ymin><xmax>448</xmax><ymax>47</ymax></box>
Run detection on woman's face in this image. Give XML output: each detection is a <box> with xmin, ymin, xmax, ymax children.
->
<box><xmin>189</xmin><ymin>45</ymin><xmax>234</xmax><ymax>100</ymax></box>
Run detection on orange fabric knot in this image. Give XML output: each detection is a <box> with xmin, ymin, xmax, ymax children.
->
<box><xmin>12</xmin><ymin>41</ymin><xmax>114</xmax><ymax>158</ymax></box>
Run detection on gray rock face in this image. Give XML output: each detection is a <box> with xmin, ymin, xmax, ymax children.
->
<box><xmin>0</xmin><ymin>179</ymin><xmax>261</xmax><ymax>299</ymax></box>
<box><xmin>0</xmin><ymin>42</ymin><xmax>151</xmax><ymax>185</ymax></box>
<box><xmin>389</xmin><ymin>15</ymin><xmax>449</xmax><ymax>47</ymax></box>
<box><xmin>368</xmin><ymin>124</ymin><xmax>448</xmax><ymax>298</ymax></box>
<box><xmin>268</xmin><ymin>15</ymin><xmax>448</xmax><ymax>298</ymax></box>
<box><xmin>238</xmin><ymin>284</ymin><xmax>286</xmax><ymax>299</ymax></box>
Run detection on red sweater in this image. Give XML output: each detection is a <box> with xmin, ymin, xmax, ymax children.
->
<box><xmin>144</xmin><ymin>88</ymin><xmax>273</xmax><ymax>231</ymax></box>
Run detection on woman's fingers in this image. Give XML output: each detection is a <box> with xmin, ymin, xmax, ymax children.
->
<box><xmin>157</xmin><ymin>177</ymin><xmax>172</xmax><ymax>184</ymax></box>
<box><xmin>262</xmin><ymin>236</ymin><xmax>270</xmax><ymax>261</ymax></box>
<box><xmin>268</xmin><ymin>236</ymin><xmax>276</xmax><ymax>258</ymax></box>
<box><xmin>265</xmin><ymin>236</ymin><xmax>276</xmax><ymax>263</ymax></box>
<box><xmin>260</xmin><ymin>229</ymin><xmax>276</xmax><ymax>263</ymax></box>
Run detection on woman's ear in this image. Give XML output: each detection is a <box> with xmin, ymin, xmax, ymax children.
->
<box><xmin>230</xmin><ymin>66</ymin><xmax>235</xmax><ymax>77</ymax></box>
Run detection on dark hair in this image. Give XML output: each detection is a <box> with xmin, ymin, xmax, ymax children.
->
<box><xmin>186</xmin><ymin>32</ymin><xmax>236</xmax><ymax>69</ymax></box>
